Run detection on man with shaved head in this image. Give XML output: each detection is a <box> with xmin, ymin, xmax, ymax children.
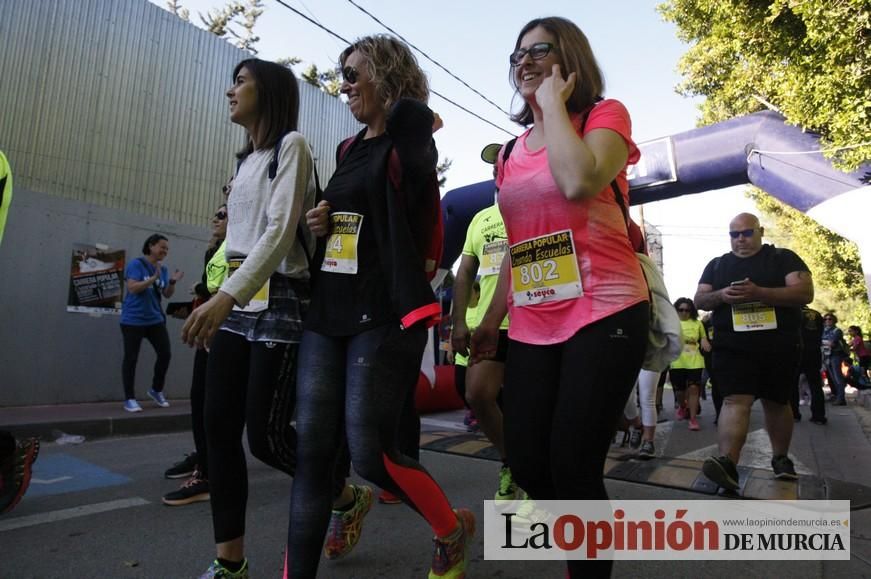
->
<box><xmin>694</xmin><ymin>213</ymin><xmax>814</xmax><ymax>492</ymax></box>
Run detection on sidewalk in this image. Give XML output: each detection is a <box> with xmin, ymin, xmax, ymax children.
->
<box><xmin>1</xmin><ymin>399</ymin><xmax>192</xmax><ymax>441</ymax></box>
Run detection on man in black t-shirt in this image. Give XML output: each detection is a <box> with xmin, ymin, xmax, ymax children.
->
<box><xmin>694</xmin><ymin>213</ymin><xmax>814</xmax><ymax>492</ymax></box>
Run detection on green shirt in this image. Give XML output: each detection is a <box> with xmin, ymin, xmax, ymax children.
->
<box><xmin>461</xmin><ymin>204</ymin><xmax>509</xmax><ymax>330</ymax></box>
<box><xmin>206</xmin><ymin>240</ymin><xmax>228</xmax><ymax>294</ymax></box>
<box><xmin>0</xmin><ymin>151</ymin><xmax>13</xmax><ymax>248</ymax></box>
<box><xmin>671</xmin><ymin>318</ymin><xmax>706</xmax><ymax>370</ymax></box>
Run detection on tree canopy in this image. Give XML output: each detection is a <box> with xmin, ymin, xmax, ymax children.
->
<box><xmin>660</xmin><ymin>0</ymin><xmax>871</xmax><ymax>326</ymax></box>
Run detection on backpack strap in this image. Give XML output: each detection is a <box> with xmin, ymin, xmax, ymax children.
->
<box><xmin>267</xmin><ymin>134</ymin><xmax>285</xmax><ymax>180</ymax></box>
<box><xmin>295</xmin><ymin>160</ymin><xmax>322</xmax><ymax>269</ymax></box>
<box><xmin>501</xmin><ymin>137</ymin><xmax>518</xmax><ymax>165</ymax></box>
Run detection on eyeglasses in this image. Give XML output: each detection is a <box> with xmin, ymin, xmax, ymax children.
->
<box><xmin>509</xmin><ymin>42</ymin><xmax>557</xmax><ymax>66</ymax></box>
<box><xmin>341</xmin><ymin>66</ymin><xmax>359</xmax><ymax>84</ymax></box>
<box><xmin>215</xmin><ymin>211</ymin><xmax>227</xmax><ymax>220</ymax></box>
<box><xmin>677</xmin><ymin>307</ymin><xmax>692</xmax><ymax>312</ymax></box>
<box><xmin>729</xmin><ymin>228</ymin><xmax>756</xmax><ymax>239</ymax></box>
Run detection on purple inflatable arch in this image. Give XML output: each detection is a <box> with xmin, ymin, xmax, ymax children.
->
<box><xmin>440</xmin><ymin>111</ymin><xmax>871</xmax><ymax>295</ymax></box>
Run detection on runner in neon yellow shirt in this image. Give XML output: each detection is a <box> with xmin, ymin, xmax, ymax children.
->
<box><xmin>0</xmin><ymin>151</ymin><xmax>13</xmax><ymax>246</ymax></box>
<box><xmin>451</xmin><ymin>199</ymin><xmax>517</xmax><ymax>501</ymax></box>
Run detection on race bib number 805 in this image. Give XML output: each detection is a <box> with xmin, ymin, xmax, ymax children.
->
<box><xmin>510</xmin><ymin>230</ymin><xmax>583</xmax><ymax>307</ymax></box>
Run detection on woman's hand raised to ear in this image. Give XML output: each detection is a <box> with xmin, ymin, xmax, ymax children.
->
<box><xmin>535</xmin><ymin>64</ymin><xmax>577</xmax><ymax>113</ymax></box>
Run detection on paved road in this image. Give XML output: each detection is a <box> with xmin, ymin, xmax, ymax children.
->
<box><xmin>2</xmin><ymin>427</ymin><xmax>870</xmax><ymax>578</ymax></box>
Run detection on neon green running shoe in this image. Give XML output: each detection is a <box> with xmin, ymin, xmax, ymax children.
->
<box><xmin>428</xmin><ymin>508</ymin><xmax>476</xmax><ymax>579</ymax></box>
<box><xmin>494</xmin><ymin>465</ymin><xmax>520</xmax><ymax>501</ymax></box>
<box><xmin>199</xmin><ymin>558</ymin><xmax>249</xmax><ymax>579</ymax></box>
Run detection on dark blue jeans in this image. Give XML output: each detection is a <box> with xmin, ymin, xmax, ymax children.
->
<box><xmin>826</xmin><ymin>354</ymin><xmax>848</xmax><ymax>403</ymax></box>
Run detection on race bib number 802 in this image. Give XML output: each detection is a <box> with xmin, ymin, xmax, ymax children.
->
<box><xmin>510</xmin><ymin>230</ymin><xmax>583</xmax><ymax>307</ymax></box>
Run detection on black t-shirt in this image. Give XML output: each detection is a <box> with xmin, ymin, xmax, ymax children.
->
<box><xmin>305</xmin><ymin>135</ymin><xmax>397</xmax><ymax>336</ymax></box>
<box><xmin>699</xmin><ymin>244</ymin><xmax>809</xmax><ymax>352</ymax></box>
<box><xmin>799</xmin><ymin>307</ymin><xmax>823</xmax><ymax>366</ymax></box>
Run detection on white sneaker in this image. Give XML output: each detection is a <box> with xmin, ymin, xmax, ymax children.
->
<box><xmin>123</xmin><ymin>399</ymin><xmax>143</xmax><ymax>413</ymax></box>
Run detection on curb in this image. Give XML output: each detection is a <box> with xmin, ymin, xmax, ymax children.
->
<box><xmin>5</xmin><ymin>411</ymin><xmax>192</xmax><ymax>442</ymax></box>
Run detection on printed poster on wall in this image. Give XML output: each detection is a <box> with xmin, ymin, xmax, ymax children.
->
<box><xmin>67</xmin><ymin>244</ymin><xmax>125</xmax><ymax>314</ymax></box>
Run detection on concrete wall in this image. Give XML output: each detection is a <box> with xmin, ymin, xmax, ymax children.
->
<box><xmin>0</xmin><ymin>186</ymin><xmax>209</xmax><ymax>406</ymax></box>
<box><xmin>0</xmin><ymin>0</ymin><xmax>360</xmax><ymax>406</ymax></box>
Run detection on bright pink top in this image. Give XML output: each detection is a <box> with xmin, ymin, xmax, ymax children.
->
<box><xmin>495</xmin><ymin>99</ymin><xmax>646</xmax><ymax>345</ymax></box>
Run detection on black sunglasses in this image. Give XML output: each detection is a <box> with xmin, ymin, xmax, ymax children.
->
<box><xmin>215</xmin><ymin>211</ymin><xmax>227</xmax><ymax>220</ymax></box>
<box><xmin>510</xmin><ymin>42</ymin><xmax>557</xmax><ymax>66</ymax></box>
<box><xmin>729</xmin><ymin>228</ymin><xmax>756</xmax><ymax>239</ymax></box>
<box><xmin>677</xmin><ymin>307</ymin><xmax>692</xmax><ymax>312</ymax></box>
<box><xmin>341</xmin><ymin>66</ymin><xmax>359</xmax><ymax>84</ymax></box>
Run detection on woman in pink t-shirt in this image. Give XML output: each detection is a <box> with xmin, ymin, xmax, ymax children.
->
<box><xmin>472</xmin><ymin>16</ymin><xmax>648</xmax><ymax>578</ymax></box>
<box><xmin>848</xmin><ymin>325</ymin><xmax>871</xmax><ymax>377</ymax></box>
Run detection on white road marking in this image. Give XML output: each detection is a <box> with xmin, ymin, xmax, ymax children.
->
<box><xmin>421</xmin><ymin>417</ymin><xmax>467</xmax><ymax>431</ymax></box>
<box><xmin>677</xmin><ymin>428</ymin><xmax>814</xmax><ymax>474</ymax></box>
<box><xmin>0</xmin><ymin>497</ymin><xmax>150</xmax><ymax>532</ymax></box>
<box><xmin>31</xmin><ymin>476</ymin><xmax>72</xmax><ymax>485</ymax></box>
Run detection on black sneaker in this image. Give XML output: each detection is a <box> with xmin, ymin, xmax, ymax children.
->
<box><xmin>702</xmin><ymin>455</ymin><xmax>740</xmax><ymax>491</ymax></box>
<box><xmin>771</xmin><ymin>455</ymin><xmax>798</xmax><ymax>480</ymax></box>
<box><xmin>628</xmin><ymin>428</ymin><xmax>642</xmax><ymax>449</ymax></box>
<box><xmin>162</xmin><ymin>471</ymin><xmax>209</xmax><ymax>506</ymax></box>
<box><xmin>165</xmin><ymin>452</ymin><xmax>197</xmax><ymax>479</ymax></box>
<box><xmin>639</xmin><ymin>440</ymin><xmax>656</xmax><ymax>459</ymax></box>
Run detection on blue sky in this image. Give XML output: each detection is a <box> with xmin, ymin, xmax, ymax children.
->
<box><xmin>151</xmin><ymin>0</ymin><xmax>758</xmax><ymax>300</ymax></box>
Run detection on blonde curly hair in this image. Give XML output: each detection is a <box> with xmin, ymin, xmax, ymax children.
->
<box><xmin>340</xmin><ymin>34</ymin><xmax>429</xmax><ymax>110</ymax></box>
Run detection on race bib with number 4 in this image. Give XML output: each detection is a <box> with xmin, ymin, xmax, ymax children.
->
<box><xmin>321</xmin><ymin>212</ymin><xmax>363</xmax><ymax>275</ymax></box>
<box><xmin>731</xmin><ymin>302</ymin><xmax>777</xmax><ymax>332</ymax></box>
<box><xmin>510</xmin><ymin>230</ymin><xmax>583</xmax><ymax>307</ymax></box>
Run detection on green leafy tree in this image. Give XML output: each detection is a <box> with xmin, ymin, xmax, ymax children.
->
<box><xmin>659</xmin><ymin>0</ymin><xmax>870</xmax><ymax>170</ymax></box>
<box><xmin>199</xmin><ymin>0</ymin><xmax>262</xmax><ymax>54</ymax></box>
<box><xmin>660</xmin><ymin>0</ymin><xmax>871</xmax><ymax>325</ymax></box>
<box><xmin>300</xmin><ymin>64</ymin><xmax>341</xmax><ymax>97</ymax></box>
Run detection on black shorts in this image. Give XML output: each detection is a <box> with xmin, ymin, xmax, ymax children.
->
<box><xmin>669</xmin><ymin>368</ymin><xmax>703</xmax><ymax>391</ymax></box>
<box><xmin>493</xmin><ymin>329</ymin><xmax>509</xmax><ymax>363</ymax></box>
<box><xmin>712</xmin><ymin>347</ymin><xmax>800</xmax><ymax>404</ymax></box>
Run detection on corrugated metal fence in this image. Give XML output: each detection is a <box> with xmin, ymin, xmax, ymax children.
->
<box><xmin>0</xmin><ymin>0</ymin><xmax>360</xmax><ymax>225</ymax></box>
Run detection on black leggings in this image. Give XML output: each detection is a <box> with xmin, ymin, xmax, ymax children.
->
<box><xmin>204</xmin><ymin>330</ymin><xmax>347</xmax><ymax>544</ymax></box>
<box><xmin>120</xmin><ymin>322</ymin><xmax>171</xmax><ymax>399</ymax></box>
<box><xmin>504</xmin><ymin>302</ymin><xmax>648</xmax><ymax>579</ymax></box>
<box><xmin>190</xmin><ymin>348</ymin><xmax>209</xmax><ymax>477</ymax></box>
<box><xmin>289</xmin><ymin>323</ymin><xmax>456</xmax><ymax>578</ymax></box>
